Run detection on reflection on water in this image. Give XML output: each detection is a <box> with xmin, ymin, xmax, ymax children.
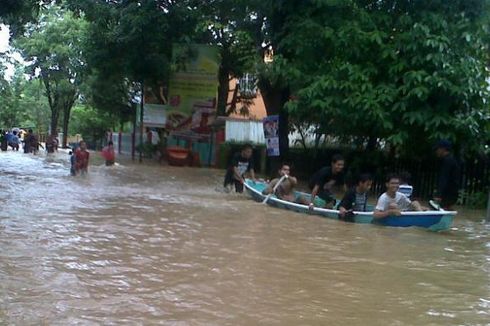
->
<box><xmin>1</xmin><ymin>150</ymin><xmax>489</xmax><ymax>325</ymax></box>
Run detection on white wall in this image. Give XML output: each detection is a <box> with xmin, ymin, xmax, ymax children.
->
<box><xmin>225</xmin><ymin>120</ymin><xmax>265</xmax><ymax>144</ymax></box>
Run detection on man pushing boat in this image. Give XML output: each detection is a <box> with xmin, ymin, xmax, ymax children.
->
<box><xmin>308</xmin><ymin>154</ymin><xmax>346</xmax><ymax>209</ymax></box>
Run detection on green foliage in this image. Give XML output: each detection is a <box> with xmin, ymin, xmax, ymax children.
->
<box><xmin>0</xmin><ymin>0</ymin><xmax>55</xmax><ymax>36</ymax></box>
<box><xmin>0</xmin><ymin>65</ymin><xmax>50</xmax><ymax>130</ymax></box>
<box><xmin>69</xmin><ymin>105</ymin><xmax>112</xmax><ymax>147</ymax></box>
<box><xmin>14</xmin><ymin>5</ymin><xmax>87</xmax><ymax>144</ymax></box>
<box><xmin>276</xmin><ymin>1</ymin><xmax>490</xmax><ymax>156</ymax></box>
<box><xmin>64</xmin><ymin>0</ymin><xmax>195</xmax><ymax>127</ymax></box>
<box><xmin>457</xmin><ymin>189</ymin><xmax>489</xmax><ymax>209</ymax></box>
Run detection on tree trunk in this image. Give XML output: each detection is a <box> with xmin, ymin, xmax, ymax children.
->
<box><xmin>217</xmin><ymin>65</ymin><xmax>230</xmax><ymax>116</ymax></box>
<box><xmin>60</xmin><ymin>91</ymin><xmax>77</xmax><ymax>148</ymax></box>
<box><xmin>61</xmin><ymin>105</ymin><xmax>72</xmax><ymax>148</ymax></box>
<box><xmin>257</xmin><ymin>78</ymin><xmax>290</xmax><ymax>172</ymax></box>
<box><xmin>50</xmin><ymin>109</ymin><xmax>59</xmax><ymax>138</ymax></box>
<box><xmin>367</xmin><ymin>136</ymin><xmax>377</xmax><ymax>151</ymax></box>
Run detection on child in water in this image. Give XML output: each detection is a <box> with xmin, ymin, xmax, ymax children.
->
<box><xmin>101</xmin><ymin>141</ymin><xmax>116</xmax><ymax>166</ymax></box>
<box><xmin>69</xmin><ymin>150</ymin><xmax>76</xmax><ymax>176</ymax></box>
<box><xmin>75</xmin><ymin>140</ymin><xmax>90</xmax><ymax>175</ymax></box>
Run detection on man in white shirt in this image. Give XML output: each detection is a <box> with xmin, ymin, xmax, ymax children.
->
<box><xmin>373</xmin><ymin>174</ymin><xmax>424</xmax><ymax>219</ymax></box>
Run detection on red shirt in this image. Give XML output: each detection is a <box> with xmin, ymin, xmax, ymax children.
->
<box><xmin>75</xmin><ymin>149</ymin><xmax>90</xmax><ymax>170</ymax></box>
<box><xmin>101</xmin><ymin>147</ymin><xmax>115</xmax><ymax>161</ymax></box>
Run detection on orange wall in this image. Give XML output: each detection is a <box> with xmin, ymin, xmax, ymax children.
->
<box><xmin>226</xmin><ymin>78</ymin><xmax>267</xmax><ymax>121</ymax></box>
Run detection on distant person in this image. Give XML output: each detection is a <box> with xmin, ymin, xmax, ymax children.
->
<box><xmin>74</xmin><ymin>140</ymin><xmax>90</xmax><ymax>175</ymax></box>
<box><xmin>338</xmin><ymin>173</ymin><xmax>373</xmax><ymax>221</ymax></box>
<box><xmin>69</xmin><ymin>150</ymin><xmax>76</xmax><ymax>176</ymax></box>
<box><xmin>0</xmin><ymin>130</ymin><xmax>7</xmax><ymax>151</ymax></box>
<box><xmin>223</xmin><ymin>143</ymin><xmax>256</xmax><ymax>193</ymax></box>
<box><xmin>5</xmin><ymin>130</ymin><xmax>13</xmax><ymax>145</ymax></box>
<box><xmin>398</xmin><ymin>171</ymin><xmax>414</xmax><ymax>199</ymax></box>
<box><xmin>23</xmin><ymin>129</ymin><xmax>34</xmax><ymax>153</ymax></box>
<box><xmin>101</xmin><ymin>141</ymin><xmax>116</xmax><ymax>166</ymax></box>
<box><xmin>46</xmin><ymin>134</ymin><xmax>56</xmax><ymax>153</ymax></box>
<box><xmin>373</xmin><ymin>174</ymin><xmax>425</xmax><ymax>219</ymax></box>
<box><xmin>8</xmin><ymin>130</ymin><xmax>20</xmax><ymax>151</ymax></box>
<box><xmin>262</xmin><ymin>163</ymin><xmax>308</xmax><ymax>204</ymax></box>
<box><xmin>308</xmin><ymin>154</ymin><xmax>346</xmax><ymax>209</ymax></box>
<box><xmin>431</xmin><ymin>140</ymin><xmax>461</xmax><ymax>210</ymax></box>
<box><xmin>146</xmin><ymin>127</ymin><xmax>160</xmax><ymax>145</ymax></box>
<box><xmin>24</xmin><ymin>129</ymin><xmax>41</xmax><ymax>154</ymax></box>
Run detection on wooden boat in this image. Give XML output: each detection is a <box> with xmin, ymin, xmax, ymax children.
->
<box><xmin>244</xmin><ymin>179</ymin><xmax>456</xmax><ymax>232</ymax></box>
<box><xmin>166</xmin><ymin>147</ymin><xmax>190</xmax><ymax>166</ymax></box>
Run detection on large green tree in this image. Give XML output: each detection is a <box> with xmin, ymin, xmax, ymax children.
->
<box><xmin>279</xmin><ymin>0</ymin><xmax>490</xmax><ymax>155</ymax></box>
<box><xmin>0</xmin><ymin>0</ymin><xmax>48</xmax><ymax>35</ymax></box>
<box><xmin>15</xmin><ymin>6</ymin><xmax>87</xmax><ymax>147</ymax></box>
<box><xmin>67</xmin><ymin>0</ymin><xmax>194</xmax><ymax>114</ymax></box>
<box><xmin>191</xmin><ymin>0</ymin><xmax>259</xmax><ymax>116</ymax></box>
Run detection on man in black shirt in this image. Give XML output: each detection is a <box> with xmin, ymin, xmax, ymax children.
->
<box><xmin>223</xmin><ymin>144</ymin><xmax>256</xmax><ymax>193</ymax></box>
<box><xmin>308</xmin><ymin>154</ymin><xmax>346</xmax><ymax>209</ymax></box>
<box><xmin>338</xmin><ymin>173</ymin><xmax>373</xmax><ymax>221</ymax></box>
<box><xmin>433</xmin><ymin>140</ymin><xmax>461</xmax><ymax>210</ymax></box>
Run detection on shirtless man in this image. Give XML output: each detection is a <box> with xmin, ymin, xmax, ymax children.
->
<box><xmin>262</xmin><ymin>163</ymin><xmax>307</xmax><ymax>204</ymax></box>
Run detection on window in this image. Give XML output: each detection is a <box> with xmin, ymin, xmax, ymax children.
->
<box><xmin>238</xmin><ymin>73</ymin><xmax>257</xmax><ymax>98</ymax></box>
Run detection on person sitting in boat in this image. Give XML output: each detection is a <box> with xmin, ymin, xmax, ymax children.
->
<box><xmin>262</xmin><ymin>163</ymin><xmax>308</xmax><ymax>204</ymax></box>
<box><xmin>398</xmin><ymin>171</ymin><xmax>413</xmax><ymax>199</ymax></box>
<box><xmin>308</xmin><ymin>154</ymin><xmax>346</xmax><ymax>209</ymax></box>
<box><xmin>373</xmin><ymin>174</ymin><xmax>425</xmax><ymax>219</ymax></box>
<box><xmin>223</xmin><ymin>143</ymin><xmax>256</xmax><ymax>193</ymax></box>
<box><xmin>338</xmin><ymin>173</ymin><xmax>373</xmax><ymax>221</ymax></box>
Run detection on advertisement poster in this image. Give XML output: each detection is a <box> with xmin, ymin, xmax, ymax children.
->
<box><xmin>142</xmin><ymin>104</ymin><xmax>167</xmax><ymax>127</ymax></box>
<box><xmin>167</xmin><ymin>44</ymin><xmax>219</xmax><ymax>134</ymax></box>
<box><xmin>263</xmin><ymin>115</ymin><xmax>280</xmax><ymax>156</ymax></box>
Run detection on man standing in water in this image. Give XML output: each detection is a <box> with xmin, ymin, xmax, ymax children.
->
<box><xmin>432</xmin><ymin>140</ymin><xmax>461</xmax><ymax>210</ymax></box>
<box><xmin>75</xmin><ymin>140</ymin><xmax>90</xmax><ymax>176</ymax></box>
<box><xmin>8</xmin><ymin>130</ymin><xmax>20</xmax><ymax>151</ymax></box>
<box><xmin>223</xmin><ymin>144</ymin><xmax>256</xmax><ymax>193</ymax></box>
<box><xmin>308</xmin><ymin>154</ymin><xmax>346</xmax><ymax>209</ymax></box>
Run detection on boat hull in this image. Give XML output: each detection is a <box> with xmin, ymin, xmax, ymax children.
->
<box><xmin>244</xmin><ymin>180</ymin><xmax>456</xmax><ymax>231</ymax></box>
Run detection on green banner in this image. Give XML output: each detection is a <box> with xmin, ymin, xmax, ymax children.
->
<box><xmin>167</xmin><ymin>44</ymin><xmax>219</xmax><ymax>133</ymax></box>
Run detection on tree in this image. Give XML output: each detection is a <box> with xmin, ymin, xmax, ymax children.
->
<box><xmin>191</xmin><ymin>0</ymin><xmax>259</xmax><ymax>116</ymax></box>
<box><xmin>276</xmin><ymin>0</ymin><xmax>490</xmax><ymax>155</ymax></box>
<box><xmin>14</xmin><ymin>6</ymin><xmax>87</xmax><ymax>147</ymax></box>
<box><xmin>69</xmin><ymin>104</ymin><xmax>113</xmax><ymax>147</ymax></box>
<box><xmin>0</xmin><ymin>63</ymin><xmax>50</xmax><ymax>130</ymax></box>
<box><xmin>0</xmin><ymin>0</ymin><xmax>59</xmax><ymax>36</ymax></box>
<box><xmin>66</xmin><ymin>0</ymin><xmax>195</xmax><ymax>158</ymax></box>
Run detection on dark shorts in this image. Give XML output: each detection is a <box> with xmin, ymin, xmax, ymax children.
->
<box><xmin>317</xmin><ymin>190</ymin><xmax>336</xmax><ymax>206</ymax></box>
<box><xmin>223</xmin><ymin>169</ymin><xmax>244</xmax><ymax>193</ymax></box>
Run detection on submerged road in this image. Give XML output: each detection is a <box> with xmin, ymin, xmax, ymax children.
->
<box><xmin>0</xmin><ymin>150</ymin><xmax>489</xmax><ymax>325</ymax></box>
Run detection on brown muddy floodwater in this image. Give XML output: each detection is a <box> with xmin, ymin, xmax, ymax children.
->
<box><xmin>0</xmin><ymin>150</ymin><xmax>489</xmax><ymax>325</ymax></box>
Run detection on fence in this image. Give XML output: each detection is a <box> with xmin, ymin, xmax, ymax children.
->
<box><xmin>287</xmin><ymin>147</ymin><xmax>490</xmax><ymax>202</ymax></box>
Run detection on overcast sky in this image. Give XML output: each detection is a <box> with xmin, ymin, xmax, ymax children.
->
<box><xmin>0</xmin><ymin>24</ymin><xmax>24</xmax><ymax>80</ymax></box>
<box><xmin>0</xmin><ymin>24</ymin><xmax>9</xmax><ymax>53</ymax></box>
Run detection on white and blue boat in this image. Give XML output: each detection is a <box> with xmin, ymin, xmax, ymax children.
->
<box><xmin>244</xmin><ymin>179</ymin><xmax>456</xmax><ymax>232</ymax></box>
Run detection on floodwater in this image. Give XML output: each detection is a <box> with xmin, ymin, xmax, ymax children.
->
<box><xmin>0</xmin><ymin>150</ymin><xmax>489</xmax><ymax>326</ymax></box>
